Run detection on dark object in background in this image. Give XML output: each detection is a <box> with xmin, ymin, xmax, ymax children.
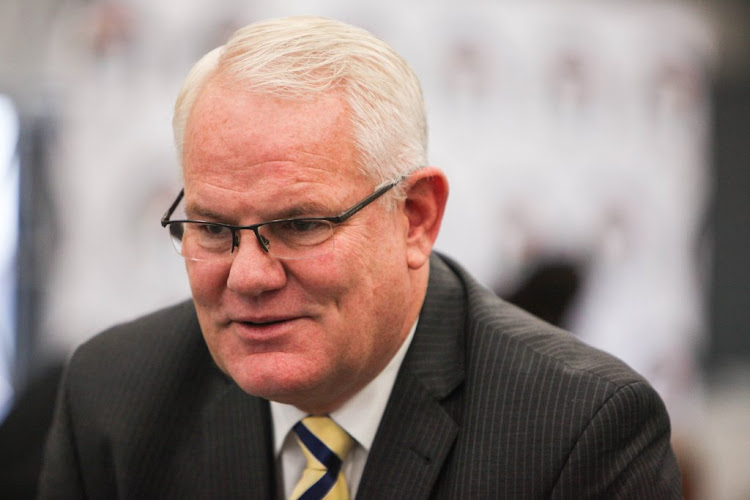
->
<box><xmin>503</xmin><ymin>260</ymin><xmax>584</xmax><ymax>328</ymax></box>
<box><xmin>0</xmin><ymin>362</ymin><xmax>63</xmax><ymax>499</ymax></box>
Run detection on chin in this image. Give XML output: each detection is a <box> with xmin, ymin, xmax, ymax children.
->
<box><xmin>225</xmin><ymin>351</ymin><xmax>326</xmax><ymax>404</ymax></box>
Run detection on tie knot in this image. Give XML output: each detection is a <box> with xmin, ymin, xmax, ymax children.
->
<box><xmin>291</xmin><ymin>416</ymin><xmax>355</xmax><ymax>499</ymax></box>
<box><xmin>296</xmin><ymin>416</ymin><xmax>354</xmax><ymax>463</ymax></box>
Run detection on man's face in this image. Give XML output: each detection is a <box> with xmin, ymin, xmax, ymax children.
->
<box><xmin>181</xmin><ymin>79</ymin><xmax>420</xmax><ymax>413</ymax></box>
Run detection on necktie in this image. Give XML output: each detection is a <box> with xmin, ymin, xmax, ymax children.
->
<box><xmin>290</xmin><ymin>416</ymin><xmax>355</xmax><ymax>500</ymax></box>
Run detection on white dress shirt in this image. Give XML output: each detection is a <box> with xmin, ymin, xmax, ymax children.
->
<box><xmin>271</xmin><ymin>321</ymin><xmax>417</xmax><ymax>498</ymax></box>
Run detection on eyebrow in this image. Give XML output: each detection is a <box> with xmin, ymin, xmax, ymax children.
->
<box><xmin>185</xmin><ymin>199</ymin><xmax>340</xmax><ymax>224</ymax></box>
<box><xmin>184</xmin><ymin>203</ymin><xmax>229</xmax><ymax>222</ymax></box>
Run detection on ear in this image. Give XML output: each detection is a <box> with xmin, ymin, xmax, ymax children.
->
<box><xmin>402</xmin><ymin>167</ymin><xmax>449</xmax><ymax>269</ymax></box>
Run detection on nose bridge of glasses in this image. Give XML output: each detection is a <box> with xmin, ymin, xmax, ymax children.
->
<box><xmin>234</xmin><ymin>225</ymin><xmax>270</xmax><ymax>254</ymax></box>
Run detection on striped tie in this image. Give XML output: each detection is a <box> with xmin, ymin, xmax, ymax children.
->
<box><xmin>290</xmin><ymin>416</ymin><xmax>355</xmax><ymax>500</ymax></box>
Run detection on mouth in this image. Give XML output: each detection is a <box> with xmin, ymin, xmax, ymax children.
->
<box><xmin>239</xmin><ymin>318</ymin><xmax>291</xmax><ymax>327</ymax></box>
<box><xmin>229</xmin><ymin>315</ymin><xmax>306</xmax><ymax>331</ymax></box>
<box><xmin>222</xmin><ymin>313</ymin><xmax>317</xmax><ymax>353</ymax></box>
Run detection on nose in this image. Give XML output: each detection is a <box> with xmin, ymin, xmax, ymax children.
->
<box><xmin>226</xmin><ymin>229</ymin><xmax>287</xmax><ymax>297</ymax></box>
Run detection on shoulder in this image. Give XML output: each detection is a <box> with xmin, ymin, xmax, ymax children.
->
<box><xmin>436</xmin><ymin>253</ymin><xmax>648</xmax><ymax>391</ymax></box>
<box><xmin>68</xmin><ymin>300</ymin><xmax>202</xmax><ymax>376</ymax></box>
<box><xmin>430</xmin><ymin>253</ymin><xmax>667</xmax><ymax>439</ymax></box>
<box><xmin>62</xmin><ymin>300</ymin><xmax>213</xmax><ymax>418</ymax></box>
<box><xmin>426</xmin><ymin>255</ymin><xmax>680</xmax><ymax>495</ymax></box>
<box><xmin>72</xmin><ymin>300</ymin><xmax>200</xmax><ymax>362</ymax></box>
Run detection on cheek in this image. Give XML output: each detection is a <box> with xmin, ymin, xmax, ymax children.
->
<box><xmin>323</xmin><ymin>229</ymin><xmax>409</xmax><ymax>321</ymax></box>
<box><xmin>186</xmin><ymin>261</ymin><xmax>229</xmax><ymax>305</ymax></box>
<box><xmin>290</xmin><ymin>252</ymin><xmax>354</xmax><ymax>309</ymax></box>
<box><xmin>331</xmin><ymin>217</ymin><xmax>404</xmax><ymax>272</ymax></box>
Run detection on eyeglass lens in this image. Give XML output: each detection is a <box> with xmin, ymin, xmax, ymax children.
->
<box><xmin>169</xmin><ymin>220</ymin><xmax>336</xmax><ymax>261</ymax></box>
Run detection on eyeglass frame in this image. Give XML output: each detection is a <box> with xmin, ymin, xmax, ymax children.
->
<box><xmin>160</xmin><ymin>175</ymin><xmax>407</xmax><ymax>259</ymax></box>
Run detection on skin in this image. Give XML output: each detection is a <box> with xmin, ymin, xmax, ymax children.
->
<box><xmin>181</xmin><ymin>75</ymin><xmax>448</xmax><ymax>414</ymax></box>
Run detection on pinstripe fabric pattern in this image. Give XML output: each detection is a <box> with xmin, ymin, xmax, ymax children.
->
<box><xmin>39</xmin><ymin>301</ymin><xmax>277</xmax><ymax>499</ymax></box>
<box><xmin>39</xmin><ymin>253</ymin><xmax>681</xmax><ymax>498</ymax></box>
<box><xmin>357</xmin><ymin>254</ymin><xmax>681</xmax><ymax>499</ymax></box>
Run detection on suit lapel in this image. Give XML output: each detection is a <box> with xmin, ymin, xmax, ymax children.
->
<box><xmin>357</xmin><ymin>254</ymin><xmax>466</xmax><ymax>499</ymax></box>
<box><xmin>201</xmin><ymin>370</ymin><xmax>277</xmax><ymax>499</ymax></box>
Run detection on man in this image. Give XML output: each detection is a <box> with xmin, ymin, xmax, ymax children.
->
<box><xmin>39</xmin><ymin>16</ymin><xmax>682</xmax><ymax>499</ymax></box>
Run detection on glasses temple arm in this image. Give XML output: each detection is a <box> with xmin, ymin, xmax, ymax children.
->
<box><xmin>329</xmin><ymin>178</ymin><xmax>402</xmax><ymax>224</ymax></box>
<box><xmin>161</xmin><ymin>188</ymin><xmax>185</xmax><ymax>226</ymax></box>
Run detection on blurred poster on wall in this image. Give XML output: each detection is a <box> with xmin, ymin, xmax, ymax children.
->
<box><xmin>37</xmin><ymin>0</ymin><xmax>713</xmax><ymax>431</ymax></box>
<box><xmin>413</xmin><ymin>2</ymin><xmax>714</xmax><ymax>431</ymax></box>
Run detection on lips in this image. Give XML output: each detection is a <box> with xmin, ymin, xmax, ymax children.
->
<box><xmin>239</xmin><ymin>318</ymin><xmax>290</xmax><ymax>326</ymax></box>
<box><xmin>232</xmin><ymin>316</ymin><xmax>297</xmax><ymax>326</ymax></box>
<box><xmin>227</xmin><ymin>315</ymin><xmax>309</xmax><ymax>341</ymax></box>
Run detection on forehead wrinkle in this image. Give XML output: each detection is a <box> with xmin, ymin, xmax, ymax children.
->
<box><xmin>185</xmin><ymin>140</ymin><xmax>359</xmax><ymax>186</ymax></box>
<box><xmin>184</xmin><ymin>176</ymin><xmax>364</xmax><ymax>225</ymax></box>
<box><xmin>189</xmin><ymin>84</ymin><xmax>354</xmax><ymax>160</ymax></box>
<box><xmin>184</xmin><ymin>86</ymin><xmax>362</xmax><ymax>187</ymax></box>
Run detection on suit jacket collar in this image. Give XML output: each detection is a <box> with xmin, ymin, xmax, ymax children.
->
<box><xmin>201</xmin><ymin>377</ymin><xmax>277</xmax><ymax>498</ymax></box>
<box><xmin>356</xmin><ymin>253</ymin><xmax>466</xmax><ymax>499</ymax></box>
<box><xmin>176</xmin><ymin>305</ymin><xmax>277</xmax><ymax>499</ymax></box>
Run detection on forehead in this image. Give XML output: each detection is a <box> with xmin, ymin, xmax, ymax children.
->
<box><xmin>185</xmin><ymin>79</ymin><xmax>356</xmax><ymax>166</ymax></box>
<box><xmin>181</xmin><ymin>79</ymin><xmax>367</xmax><ymax>215</ymax></box>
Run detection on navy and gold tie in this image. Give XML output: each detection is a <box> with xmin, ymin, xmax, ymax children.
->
<box><xmin>290</xmin><ymin>416</ymin><xmax>355</xmax><ymax>500</ymax></box>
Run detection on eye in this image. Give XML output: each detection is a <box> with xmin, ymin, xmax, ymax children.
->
<box><xmin>199</xmin><ymin>223</ymin><xmax>231</xmax><ymax>238</ymax></box>
<box><xmin>180</xmin><ymin>222</ymin><xmax>233</xmax><ymax>254</ymax></box>
<box><xmin>287</xmin><ymin>220</ymin><xmax>327</xmax><ymax>233</ymax></box>
<box><xmin>265</xmin><ymin>219</ymin><xmax>333</xmax><ymax>247</ymax></box>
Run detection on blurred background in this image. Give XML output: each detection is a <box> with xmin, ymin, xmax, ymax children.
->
<box><xmin>0</xmin><ymin>0</ymin><xmax>748</xmax><ymax>498</ymax></box>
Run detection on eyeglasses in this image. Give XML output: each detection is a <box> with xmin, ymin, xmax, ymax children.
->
<box><xmin>160</xmin><ymin>176</ymin><xmax>404</xmax><ymax>262</ymax></box>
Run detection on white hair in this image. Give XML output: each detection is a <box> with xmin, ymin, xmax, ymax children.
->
<box><xmin>173</xmin><ymin>16</ymin><xmax>428</xmax><ymax>189</ymax></box>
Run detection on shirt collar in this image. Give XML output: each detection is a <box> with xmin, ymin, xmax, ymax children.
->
<box><xmin>271</xmin><ymin>320</ymin><xmax>418</xmax><ymax>454</ymax></box>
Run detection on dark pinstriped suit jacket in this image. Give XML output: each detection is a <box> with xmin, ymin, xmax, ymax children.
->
<box><xmin>39</xmin><ymin>253</ymin><xmax>682</xmax><ymax>498</ymax></box>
